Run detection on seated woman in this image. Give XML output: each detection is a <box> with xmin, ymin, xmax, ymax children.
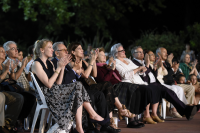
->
<box><xmin>179</xmin><ymin>53</ymin><xmax>198</xmax><ymax>80</ymax></box>
<box><xmin>0</xmin><ymin>92</ymin><xmax>5</xmax><ymax>130</ymax></box>
<box><xmin>31</xmin><ymin>39</ymin><xmax>107</xmax><ymax>133</ymax></box>
<box><xmin>147</xmin><ymin>50</ymin><xmax>188</xmax><ymax>118</ymax></box>
<box><xmin>95</xmin><ymin>48</ymin><xmax>163</xmax><ymax>124</ymax></box>
<box><xmin>188</xmin><ymin>74</ymin><xmax>200</xmax><ymax>105</ymax></box>
<box><xmin>67</xmin><ymin>42</ymin><xmax>135</xmax><ymax>128</ymax></box>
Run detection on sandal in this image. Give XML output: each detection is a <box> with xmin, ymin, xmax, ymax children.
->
<box><xmin>118</xmin><ymin>104</ymin><xmax>135</xmax><ymax>120</ymax></box>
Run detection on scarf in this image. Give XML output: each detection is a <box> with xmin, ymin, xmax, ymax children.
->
<box><xmin>96</xmin><ymin>63</ymin><xmax>121</xmax><ymax>81</ymax></box>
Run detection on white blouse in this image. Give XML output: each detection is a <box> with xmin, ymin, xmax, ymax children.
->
<box><xmin>150</xmin><ymin>64</ymin><xmax>168</xmax><ymax>84</ymax></box>
<box><xmin>115</xmin><ymin>58</ymin><xmax>148</xmax><ymax>85</ymax></box>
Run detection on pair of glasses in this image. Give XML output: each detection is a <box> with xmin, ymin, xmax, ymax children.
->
<box><xmin>9</xmin><ymin>47</ymin><xmax>19</xmax><ymax>51</ymax></box>
<box><xmin>135</xmin><ymin>51</ymin><xmax>143</xmax><ymax>54</ymax></box>
<box><xmin>118</xmin><ymin>49</ymin><xmax>125</xmax><ymax>53</ymax></box>
<box><xmin>57</xmin><ymin>49</ymin><xmax>68</xmax><ymax>52</ymax></box>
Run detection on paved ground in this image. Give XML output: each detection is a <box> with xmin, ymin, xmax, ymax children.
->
<box><xmin>20</xmin><ymin>112</ymin><xmax>200</xmax><ymax>133</ymax></box>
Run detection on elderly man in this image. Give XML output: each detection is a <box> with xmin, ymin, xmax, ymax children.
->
<box><xmin>131</xmin><ymin>46</ymin><xmax>189</xmax><ymax>118</ymax></box>
<box><xmin>52</xmin><ymin>42</ymin><xmax>119</xmax><ymax>133</ymax></box>
<box><xmin>156</xmin><ymin>47</ymin><xmax>196</xmax><ymax>105</ymax></box>
<box><xmin>3</xmin><ymin>41</ymin><xmax>36</xmax><ymax>124</ymax></box>
<box><xmin>128</xmin><ymin>45</ymin><xmax>198</xmax><ymax>120</ymax></box>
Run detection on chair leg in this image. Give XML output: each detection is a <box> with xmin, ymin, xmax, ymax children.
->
<box><xmin>162</xmin><ymin>99</ymin><xmax>166</xmax><ymax>119</ymax></box>
<box><xmin>31</xmin><ymin>108</ymin><xmax>41</xmax><ymax>133</ymax></box>
<box><xmin>24</xmin><ymin>117</ymin><xmax>29</xmax><ymax>130</ymax></box>
<box><xmin>47</xmin><ymin>114</ymin><xmax>52</xmax><ymax>131</ymax></box>
<box><xmin>39</xmin><ymin>109</ymin><xmax>49</xmax><ymax>133</ymax></box>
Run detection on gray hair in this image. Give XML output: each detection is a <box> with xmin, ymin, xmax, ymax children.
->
<box><xmin>110</xmin><ymin>43</ymin><xmax>123</xmax><ymax>59</ymax></box>
<box><xmin>53</xmin><ymin>42</ymin><xmax>64</xmax><ymax>51</ymax></box>
<box><xmin>180</xmin><ymin>53</ymin><xmax>190</xmax><ymax>63</ymax></box>
<box><xmin>131</xmin><ymin>46</ymin><xmax>142</xmax><ymax>57</ymax></box>
<box><xmin>156</xmin><ymin>47</ymin><xmax>164</xmax><ymax>56</ymax></box>
<box><xmin>3</xmin><ymin>41</ymin><xmax>17</xmax><ymax>51</ymax></box>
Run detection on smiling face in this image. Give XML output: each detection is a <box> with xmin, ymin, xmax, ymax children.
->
<box><xmin>97</xmin><ymin>51</ymin><xmax>106</xmax><ymax>63</ymax></box>
<box><xmin>148</xmin><ymin>51</ymin><xmax>155</xmax><ymax>62</ymax></box>
<box><xmin>179</xmin><ymin>76</ymin><xmax>186</xmax><ymax>84</ymax></box>
<box><xmin>133</xmin><ymin>48</ymin><xmax>144</xmax><ymax>60</ymax></box>
<box><xmin>116</xmin><ymin>46</ymin><xmax>126</xmax><ymax>59</ymax></box>
<box><xmin>18</xmin><ymin>51</ymin><xmax>23</xmax><ymax>62</ymax></box>
<box><xmin>72</xmin><ymin>45</ymin><xmax>84</xmax><ymax>58</ymax></box>
<box><xmin>41</xmin><ymin>42</ymin><xmax>54</xmax><ymax>58</ymax></box>
<box><xmin>55</xmin><ymin>44</ymin><xmax>68</xmax><ymax>59</ymax></box>
<box><xmin>0</xmin><ymin>47</ymin><xmax>6</xmax><ymax>60</ymax></box>
<box><xmin>6</xmin><ymin>43</ymin><xmax>19</xmax><ymax>59</ymax></box>
<box><xmin>190</xmin><ymin>75</ymin><xmax>197</xmax><ymax>85</ymax></box>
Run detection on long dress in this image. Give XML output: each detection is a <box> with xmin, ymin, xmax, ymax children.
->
<box><xmin>95</xmin><ymin>65</ymin><xmax>155</xmax><ymax>114</ymax></box>
<box><xmin>34</xmin><ymin>58</ymin><xmax>91</xmax><ymax>132</ymax></box>
<box><xmin>77</xmin><ymin>61</ymin><xmax>116</xmax><ymax>113</ymax></box>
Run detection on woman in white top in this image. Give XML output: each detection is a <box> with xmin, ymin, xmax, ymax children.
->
<box><xmin>110</xmin><ymin>44</ymin><xmax>164</xmax><ymax>124</ymax></box>
<box><xmin>147</xmin><ymin>50</ymin><xmax>188</xmax><ymax>118</ymax></box>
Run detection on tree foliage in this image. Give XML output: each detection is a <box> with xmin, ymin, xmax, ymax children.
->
<box><xmin>1</xmin><ymin>0</ymin><xmax>166</xmax><ymax>36</ymax></box>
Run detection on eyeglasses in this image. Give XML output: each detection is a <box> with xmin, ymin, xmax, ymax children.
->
<box><xmin>57</xmin><ymin>49</ymin><xmax>68</xmax><ymax>52</ymax></box>
<box><xmin>118</xmin><ymin>49</ymin><xmax>125</xmax><ymax>53</ymax></box>
<box><xmin>134</xmin><ymin>51</ymin><xmax>143</xmax><ymax>54</ymax></box>
<box><xmin>9</xmin><ymin>47</ymin><xmax>19</xmax><ymax>51</ymax></box>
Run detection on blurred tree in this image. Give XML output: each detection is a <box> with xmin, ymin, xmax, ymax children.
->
<box><xmin>1</xmin><ymin>0</ymin><xmax>166</xmax><ymax>37</ymax></box>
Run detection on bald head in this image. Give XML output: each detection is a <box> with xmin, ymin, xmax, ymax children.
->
<box><xmin>156</xmin><ymin>47</ymin><xmax>168</xmax><ymax>61</ymax></box>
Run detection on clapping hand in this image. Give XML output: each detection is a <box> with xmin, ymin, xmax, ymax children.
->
<box><xmin>22</xmin><ymin>57</ymin><xmax>28</xmax><ymax>67</ymax></box>
<box><xmin>167</xmin><ymin>53</ymin><xmax>174</xmax><ymax>62</ymax></box>
<box><xmin>11</xmin><ymin>60</ymin><xmax>18</xmax><ymax>72</ymax></box>
<box><xmin>144</xmin><ymin>53</ymin><xmax>150</xmax><ymax>67</ymax></box>
<box><xmin>111</xmin><ymin>60</ymin><xmax>116</xmax><ymax>70</ymax></box>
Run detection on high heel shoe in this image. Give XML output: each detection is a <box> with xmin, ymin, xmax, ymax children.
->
<box><xmin>151</xmin><ymin>115</ymin><xmax>165</xmax><ymax>123</ymax></box>
<box><xmin>143</xmin><ymin>117</ymin><xmax>157</xmax><ymax>124</ymax></box>
<box><xmin>118</xmin><ymin>104</ymin><xmax>135</xmax><ymax>120</ymax></box>
<box><xmin>89</xmin><ymin>118</ymin><xmax>110</xmax><ymax>126</ymax></box>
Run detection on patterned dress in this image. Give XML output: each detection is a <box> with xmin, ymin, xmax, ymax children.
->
<box><xmin>34</xmin><ymin>58</ymin><xmax>91</xmax><ymax>132</ymax></box>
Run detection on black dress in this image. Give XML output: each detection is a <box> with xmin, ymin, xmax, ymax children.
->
<box><xmin>34</xmin><ymin>58</ymin><xmax>91</xmax><ymax>132</ymax></box>
<box><xmin>77</xmin><ymin>61</ymin><xmax>116</xmax><ymax>113</ymax></box>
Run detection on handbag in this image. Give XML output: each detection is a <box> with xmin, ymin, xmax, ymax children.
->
<box><xmin>0</xmin><ymin>78</ymin><xmax>24</xmax><ymax>93</ymax></box>
<box><xmin>84</xmin><ymin>76</ymin><xmax>97</xmax><ymax>86</ymax></box>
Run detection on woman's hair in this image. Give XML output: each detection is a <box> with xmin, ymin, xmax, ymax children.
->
<box><xmin>110</xmin><ymin>43</ymin><xmax>123</xmax><ymax>59</ymax></box>
<box><xmin>18</xmin><ymin>49</ymin><xmax>23</xmax><ymax>54</ymax></box>
<box><xmin>180</xmin><ymin>53</ymin><xmax>190</xmax><ymax>63</ymax></box>
<box><xmin>33</xmin><ymin>39</ymin><xmax>52</xmax><ymax>59</ymax></box>
<box><xmin>188</xmin><ymin>74</ymin><xmax>197</xmax><ymax>81</ymax></box>
<box><xmin>67</xmin><ymin>42</ymin><xmax>81</xmax><ymax>61</ymax></box>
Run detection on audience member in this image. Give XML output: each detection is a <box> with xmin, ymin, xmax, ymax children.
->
<box><xmin>188</xmin><ymin>74</ymin><xmax>200</xmax><ymax>105</ymax></box>
<box><xmin>52</xmin><ymin>42</ymin><xmax>119</xmax><ymax>133</ymax></box>
<box><xmin>181</xmin><ymin>44</ymin><xmax>196</xmax><ymax>63</ymax></box>
<box><xmin>179</xmin><ymin>53</ymin><xmax>198</xmax><ymax>80</ymax></box>
<box><xmin>0</xmin><ymin>92</ymin><xmax>5</xmax><ymax>127</ymax></box>
<box><xmin>26</xmin><ymin>45</ymin><xmax>34</xmax><ymax>72</ymax></box>
<box><xmin>111</xmin><ymin>43</ymin><xmax>198</xmax><ymax>121</ymax></box>
<box><xmin>31</xmin><ymin>39</ymin><xmax>108</xmax><ymax>133</ymax></box>
<box><xmin>146</xmin><ymin>50</ymin><xmax>187</xmax><ymax>118</ymax></box>
<box><xmin>156</xmin><ymin>47</ymin><xmax>196</xmax><ymax>105</ymax></box>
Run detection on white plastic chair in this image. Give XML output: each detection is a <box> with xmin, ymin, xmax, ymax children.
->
<box><xmin>30</xmin><ymin>72</ymin><xmax>51</xmax><ymax>133</ymax></box>
<box><xmin>160</xmin><ymin>99</ymin><xmax>166</xmax><ymax>119</ymax></box>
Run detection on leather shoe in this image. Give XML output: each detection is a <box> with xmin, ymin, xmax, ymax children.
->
<box><xmin>134</xmin><ymin>118</ymin><xmax>145</xmax><ymax>127</ymax></box>
<box><xmin>185</xmin><ymin>105</ymin><xmax>197</xmax><ymax>120</ymax></box>
<box><xmin>127</xmin><ymin>121</ymin><xmax>142</xmax><ymax>128</ymax></box>
<box><xmin>100</xmin><ymin>125</ymin><xmax>121</xmax><ymax>133</ymax></box>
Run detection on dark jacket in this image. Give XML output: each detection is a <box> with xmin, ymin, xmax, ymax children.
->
<box><xmin>51</xmin><ymin>58</ymin><xmax>77</xmax><ymax>84</ymax></box>
<box><xmin>163</xmin><ymin>61</ymin><xmax>175</xmax><ymax>85</ymax></box>
<box><xmin>132</xmin><ymin>59</ymin><xmax>159</xmax><ymax>84</ymax></box>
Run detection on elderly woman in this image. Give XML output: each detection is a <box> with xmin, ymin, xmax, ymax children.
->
<box><xmin>179</xmin><ymin>53</ymin><xmax>198</xmax><ymax>80</ymax></box>
<box><xmin>146</xmin><ymin>50</ymin><xmax>188</xmax><ymax>118</ymax></box>
<box><xmin>95</xmin><ymin>47</ymin><xmax>165</xmax><ymax>126</ymax></box>
<box><xmin>110</xmin><ymin>43</ymin><xmax>198</xmax><ymax>121</ymax></box>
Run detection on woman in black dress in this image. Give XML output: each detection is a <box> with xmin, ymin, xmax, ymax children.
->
<box><xmin>31</xmin><ymin>39</ymin><xmax>108</xmax><ymax>133</ymax></box>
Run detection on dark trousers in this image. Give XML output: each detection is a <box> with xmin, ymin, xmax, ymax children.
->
<box><xmin>2</xmin><ymin>91</ymin><xmax>24</xmax><ymax>126</ymax></box>
<box><xmin>150</xmin><ymin>83</ymin><xmax>186</xmax><ymax>116</ymax></box>
<box><xmin>87</xmin><ymin>90</ymin><xmax>109</xmax><ymax>119</ymax></box>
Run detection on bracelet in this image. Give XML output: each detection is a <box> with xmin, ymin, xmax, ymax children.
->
<box><xmin>55</xmin><ymin>71</ymin><xmax>59</xmax><ymax>74</ymax></box>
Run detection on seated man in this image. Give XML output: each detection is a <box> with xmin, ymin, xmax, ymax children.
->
<box><xmin>52</xmin><ymin>42</ymin><xmax>119</xmax><ymax>133</ymax></box>
<box><xmin>156</xmin><ymin>47</ymin><xmax>195</xmax><ymax>105</ymax></box>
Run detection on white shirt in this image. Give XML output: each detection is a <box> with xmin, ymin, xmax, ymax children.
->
<box><xmin>115</xmin><ymin>58</ymin><xmax>148</xmax><ymax>85</ymax></box>
<box><xmin>134</xmin><ymin>58</ymin><xmax>156</xmax><ymax>83</ymax></box>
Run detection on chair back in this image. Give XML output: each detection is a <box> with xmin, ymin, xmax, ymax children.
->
<box><xmin>30</xmin><ymin>72</ymin><xmax>47</xmax><ymax>106</ymax></box>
